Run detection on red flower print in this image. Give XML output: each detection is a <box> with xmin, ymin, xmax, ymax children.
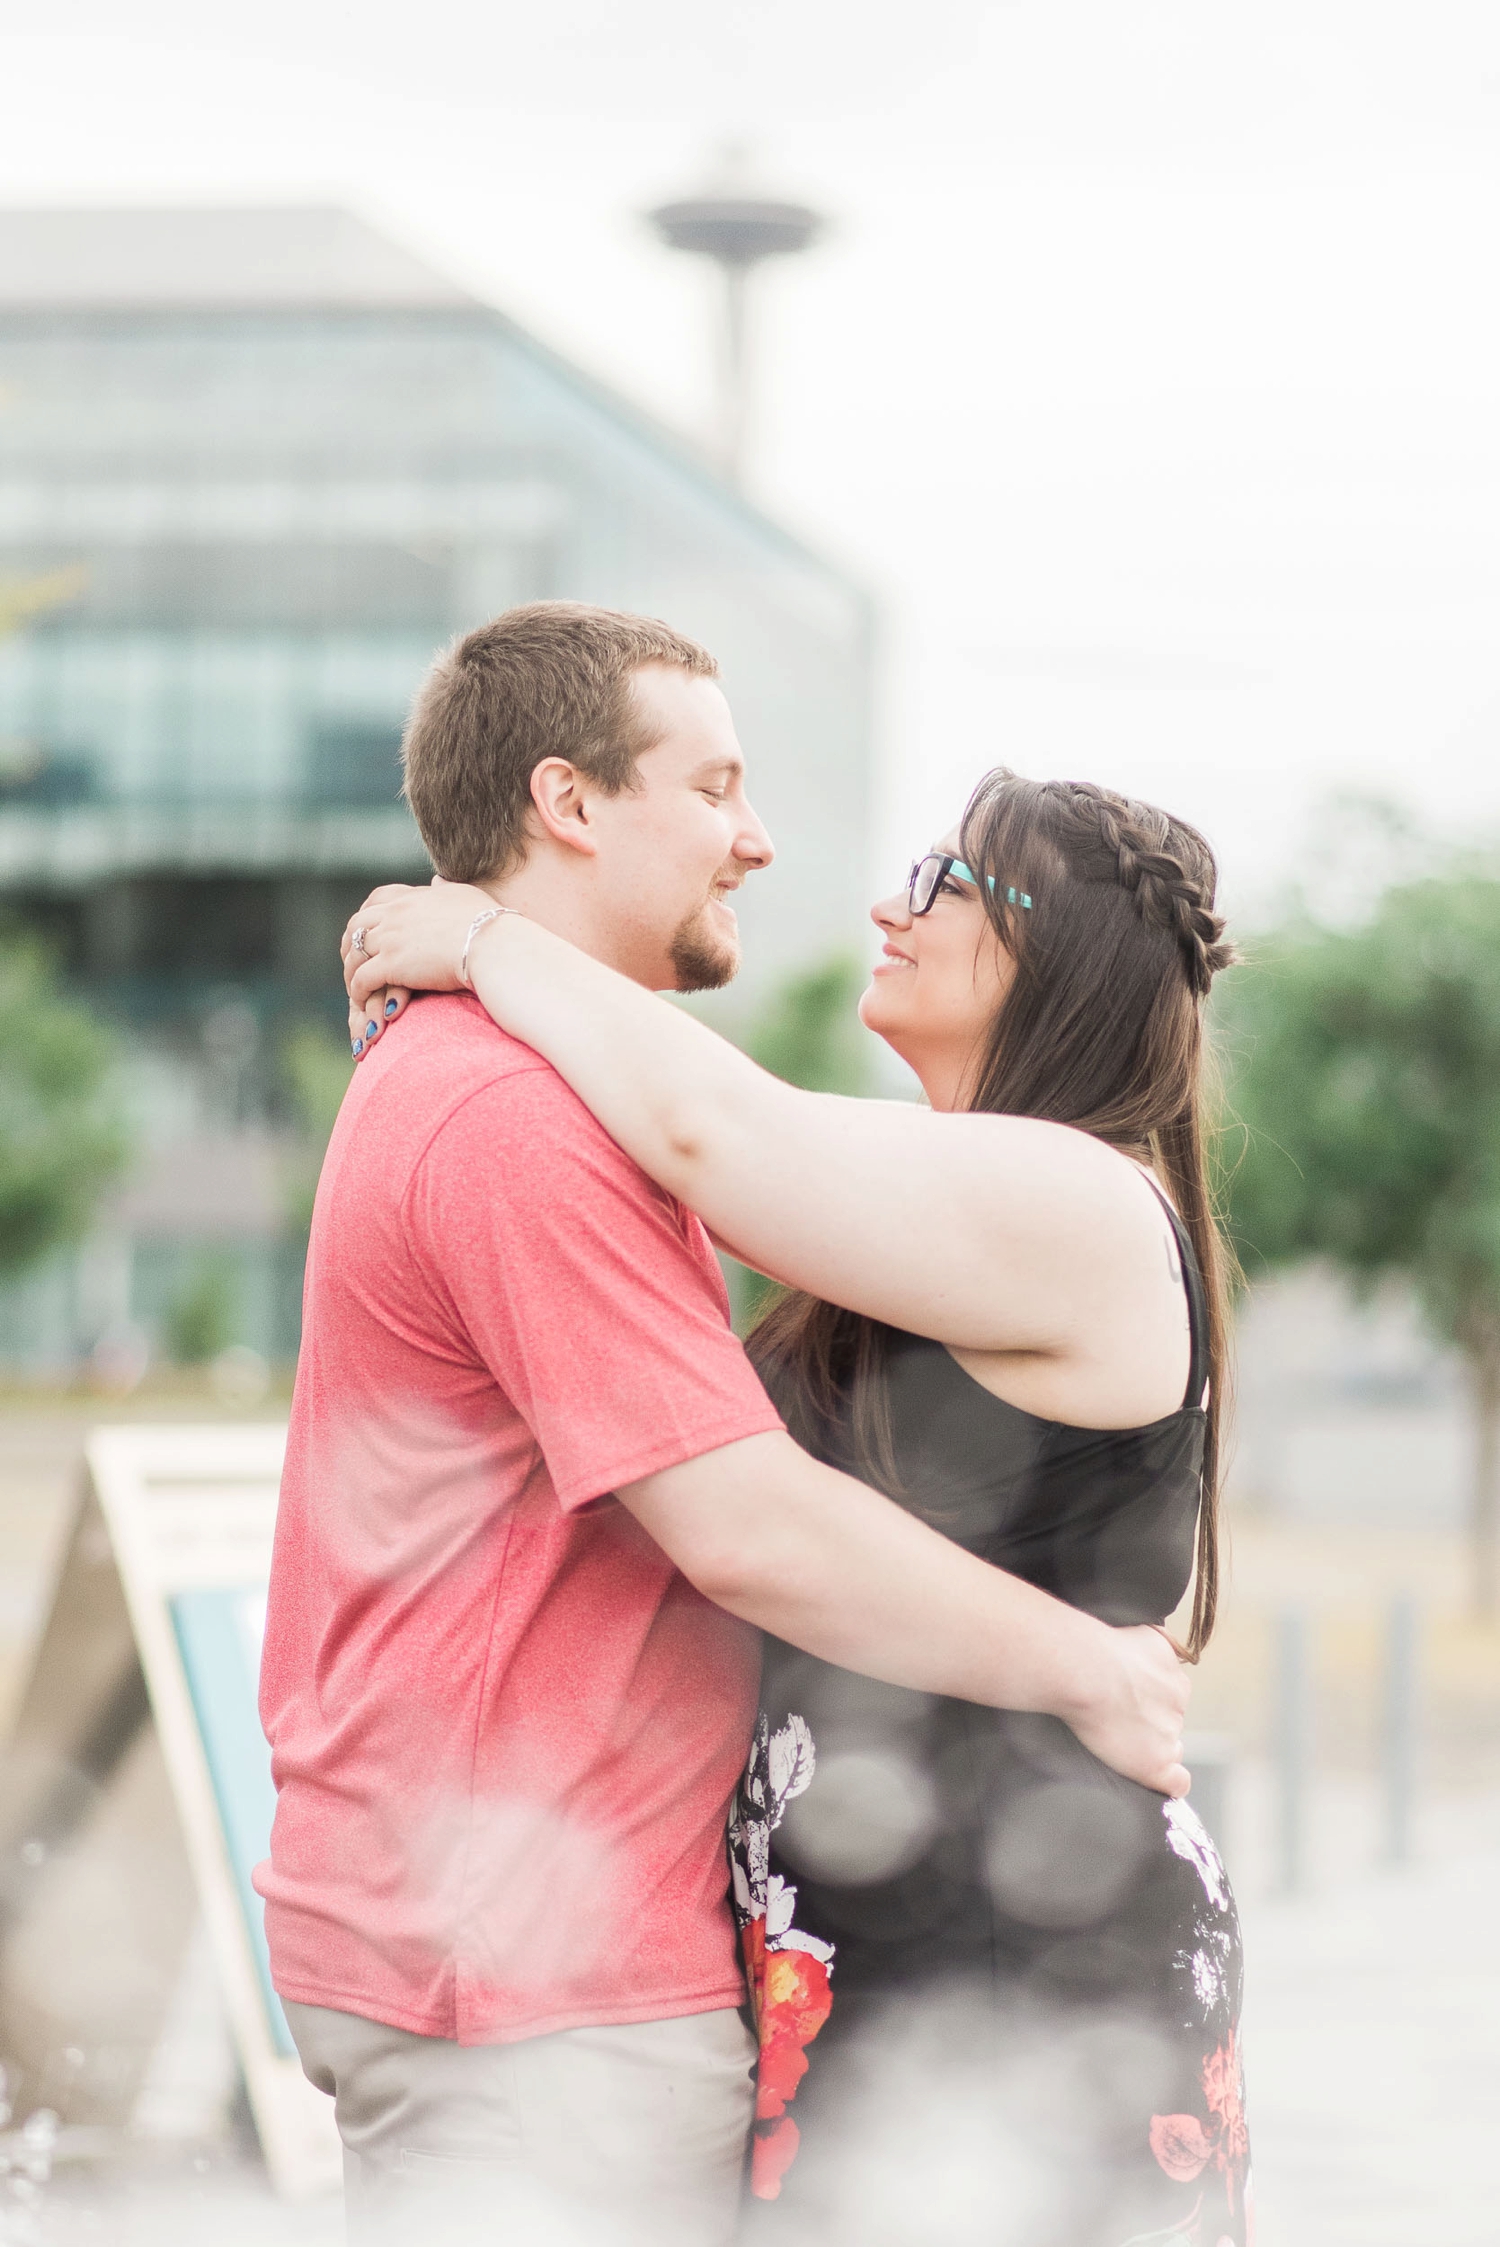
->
<box><xmin>761</xmin><ymin>1949</ymin><xmax>833</xmax><ymax>2060</ymax></box>
<box><xmin>752</xmin><ymin>2114</ymin><xmax>803</xmax><ymax>2199</ymax></box>
<box><xmin>1202</xmin><ymin>2035</ymin><xmax>1250</xmax><ymax>2178</ymax></box>
<box><xmin>757</xmin><ymin>2026</ymin><xmax>811</xmax><ymax>2121</ymax></box>
<box><xmin>742</xmin><ymin>1918</ymin><xmax>834</xmax><ymax>2199</ymax></box>
<box><xmin>743</xmin><ymin>1915</ymin><xmax>768</xmax><ymax>2033</ymax></box>
<box><xmin>1149</xmin><ymin>2035</ymin><xmax>1250</xmax><ymax>2218</ymax></box>
<box><xmin>1149</xmin><ymin>2112</ymin><xmax>1213</xmax><ymax>2182</ymax></box>
<box><xmin>730</xmin><ymin>1716</ymin><xmax>837</xmax><ymax>2203</ymax></box>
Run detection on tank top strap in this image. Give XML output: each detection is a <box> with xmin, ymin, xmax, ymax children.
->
<box><xmin>1140</xmin><ymin>1175</ymin><xmax>1210</xmax><ymax>1411</ymax></box>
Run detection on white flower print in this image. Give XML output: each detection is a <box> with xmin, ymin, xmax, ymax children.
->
<box><xmin>767</xmin><ymin>1713</ymin><xmax>816</xmax><ymax>1814</ymax></box>
<box><xmin>1163</xmin><ymin>1797</ymin><xmax>1229</xmax><ymax>1913</ymax></box>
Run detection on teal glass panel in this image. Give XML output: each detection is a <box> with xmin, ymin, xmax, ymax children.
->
<box><xmin>169</xmin><ymin>1586</ymin><xmax>295</xmax><ymax>2058</ymax></box>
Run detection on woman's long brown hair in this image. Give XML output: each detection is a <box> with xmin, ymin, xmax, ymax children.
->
<box><xmin>749</xmin><ymin>770</ymin><xmax>1238</xmax><ymax>1660</ymax></box>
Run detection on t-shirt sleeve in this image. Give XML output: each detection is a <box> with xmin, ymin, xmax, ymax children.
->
<box><xmin>406</xmin><ymin>1062</ymin><xmax>785</xmax><ymax>1510</ymax></box>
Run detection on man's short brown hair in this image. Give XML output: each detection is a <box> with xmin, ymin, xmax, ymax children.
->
<box><xmin>402</xmin><ymin>602</ymin><xmax>719</xmax><ymax>881</ymax></box>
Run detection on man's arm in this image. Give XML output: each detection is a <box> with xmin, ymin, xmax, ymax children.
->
<box><xmin>619</xmin><ymin>1430</ymin><xmax>1191</xmax><ymax>1797</ymax></box>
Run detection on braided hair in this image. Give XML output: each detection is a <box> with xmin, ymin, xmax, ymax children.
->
<box><xmin>1032</xmin><ymin>780</ymin><xmax>1237</xmax><ymax>998</ymax></box>
<box><xmin>752</xmin><ymin>768</ymin><xmax>1237</xmax><ymax>1660</ymax></box>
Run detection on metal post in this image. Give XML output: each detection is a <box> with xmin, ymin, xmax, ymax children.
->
<box><xmin>1383</xmin><ymin>1595</ymin><xmax>1418</xmax><ymax>1865</ymax></box>
<box><xmin>720</xmin><ymin>263</ymin><xmax>750</xmax><ymax>484</ymax></box>
<box><xmin>1274</xmin><ymin>1608</ymin><xmax>1310</xmax><ymax>1892</ymax></box>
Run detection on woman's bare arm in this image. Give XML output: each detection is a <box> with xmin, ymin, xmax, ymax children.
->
<box><xmin>344</xmin><ymin>887</ymin><xmax>1186</xmax><ymax>1416</ymax></box>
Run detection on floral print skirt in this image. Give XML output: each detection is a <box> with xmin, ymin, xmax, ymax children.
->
<box><xmin>731</xmin><ymin>1705</ymin><xmax>1252</xmax><ymax>2247</ymax></box>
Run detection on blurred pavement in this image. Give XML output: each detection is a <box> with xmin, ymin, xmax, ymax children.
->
<box><xmin>39</xmin><ymin>2151</ymin><xmax>342</xmax><ymax>2244</ymax></box>
<box><xmin>1</xmin><ymin>1404</ymin><xmax>1497</xmax><ymax>2241</ymax></box>
<box><xmin>1243</xmin><ymin>1786</ymin><xmax>1500</xmax><ymax>2247</ymax></box>
<box><xmin>25</xmin><ymin>1797</ymin><xmax>1500</xmax><ymax>2242</ymax></box>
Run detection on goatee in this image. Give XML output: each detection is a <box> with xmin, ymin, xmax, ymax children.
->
<box><xmin>669</xmin><ymin>906</ymin><xmax>739</xmax><ymax>993</ymax></box>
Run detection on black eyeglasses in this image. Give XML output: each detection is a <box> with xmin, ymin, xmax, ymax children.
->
<box><xmin>906</xmin><ymin>854</ymin><xmax>1032</xmax><ymax>916</ymax></box>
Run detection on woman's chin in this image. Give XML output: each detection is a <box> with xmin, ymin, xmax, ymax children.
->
<box><xmin>857</xmin><ymin>981</ymin><xmax>913</xmax><ymax>1048</ymax></box>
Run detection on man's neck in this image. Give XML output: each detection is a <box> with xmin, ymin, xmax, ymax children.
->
<box><xmin>475</xmin><ymin>869</ymin><xmax>663</xmax><ymax>991</ymax></box>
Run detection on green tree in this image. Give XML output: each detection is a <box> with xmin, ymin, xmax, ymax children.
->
<box><xmin>725</xmin><ymin>954</ymin><xmax>873</xmax><ymax>1327</ymax></box>
<box><xmin>746</xmin><ymin>954</ymin><xmax>873</xmax><ymax>1099</ymax></box>
<box><xmin>163</xmin><ymin>1252</ymin><xmax>238</xmax><ymax>1364</ymax></box>
<box><xmin>1221</xmin><ymin>870</ymin><xmax>1500</xmax><ymax>1613</ymax></box>
<box><xmin>0</xmin><ymin>936</ymin><xmax>130</xmax><ymax>1279</ymax></box>
<box><xmin>278</xmin><ymin>1022</ymin><xmax>355</xmax><ymax>1234</ymax></box>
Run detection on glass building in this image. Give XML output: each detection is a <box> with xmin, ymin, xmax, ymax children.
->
<box><xmin>0</xmin><ymin>207</ymin><xmax>874</xmax><ymax>1368</ymax></box>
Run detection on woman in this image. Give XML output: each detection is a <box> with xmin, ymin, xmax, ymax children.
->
<box><xmin>340</xmin><ymin>769</ymin><xmax>1249</xmax><ymax>2247</ymax></box>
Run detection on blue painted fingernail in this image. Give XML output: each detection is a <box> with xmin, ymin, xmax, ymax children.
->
<box><xmin>352</xmin><ymin>1037</ymin><xmax>363</xmax><ymax>1057</ymax></box>
<box><xmin>385</xmin><ymin>998</ymin><xmax>398</xmax><ymax>1018</ymax></box>
<box><xmin>366</xmin><ymin>1020</ymin><xmax>379</xmax><ymax>1039</ymax></box>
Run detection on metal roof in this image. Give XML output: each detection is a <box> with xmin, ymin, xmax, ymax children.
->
<box><xmin>0</xmin><ymin>206</ymin><xmax>476</xmax><ymax>310</ymax></box>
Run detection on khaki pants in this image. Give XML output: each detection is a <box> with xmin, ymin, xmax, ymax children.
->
<box><xmin>285</xmin><ymin>2000</ymin><xmax>756</xmax><ymax>2247</ymax></box>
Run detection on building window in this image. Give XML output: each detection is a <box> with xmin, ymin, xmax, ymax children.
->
<box><xmin>304</xmin><ymin>723</ymin><xmax>405</xmax><ymax>808</ymax></box>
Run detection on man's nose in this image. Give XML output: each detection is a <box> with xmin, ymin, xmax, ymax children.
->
<box><xmin>734</xmin><ymin>800</ymin><xmax>775</xmax><ymax>870</ymax></box>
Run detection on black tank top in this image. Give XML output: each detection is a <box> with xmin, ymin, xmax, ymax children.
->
<box><xmin>827</xmin><ymin>1182</ymin><xmax>1208</xmax><ymax>1620</ymax></box>
<box><xmin>752</xmin><ymin>1185</ymin><xmax>1211</xmax><ymax>1996</ymax></box>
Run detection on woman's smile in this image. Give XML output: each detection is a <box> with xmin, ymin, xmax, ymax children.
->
<box><xmin>871</xmin><ymin>942</ymin><xmax>916</xmax><ymax>975</ymax></box>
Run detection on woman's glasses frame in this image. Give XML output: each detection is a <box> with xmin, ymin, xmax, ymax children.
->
<box><xmin>906</xmin><ymin>854</ymin><xmax>1032</xmax><ymax>916</ymax></box>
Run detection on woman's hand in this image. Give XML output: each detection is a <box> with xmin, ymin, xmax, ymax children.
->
<box><xmin>341</xmin><ymin>879</ymin><xmax>494</xmax><ymax>1056</ymax></box>
<box><xmin>1064</xmin><ymin>1623</ymin><xmax>1192</xmax><ymax>1798</ymax></box>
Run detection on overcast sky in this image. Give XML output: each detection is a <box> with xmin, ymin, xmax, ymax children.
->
<box><xmin>5</xmin><ymin>1</ymin><xmax>1500</xmax><ymax>921</ymax></box>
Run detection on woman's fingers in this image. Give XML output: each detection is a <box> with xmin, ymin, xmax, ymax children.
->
<box><xmin>343</xmin><ymin>917</ymin><xmax>374</xmax><ymax>988</ymax></box>
<box><xmin>342</xmin><ymin>881</ymin><xmax>495</xmax><ymax>1057</ymax></box>
<box><xmin>345</xmin><ymin>918</ymin><xmax>403</xmax><ymax>999</ymax></box>
<box><xmin>350</xmin><ymin>987</ymin><xmax>412</xmax><ymax>1057</ymax></box>
<box><xmin>343</xmin><ymin>885</ymin><xmax>423</xmax><ymax>974</ymax></box>
<box><xmin>1071</xmin><ymin>1623</ymin><xmax>1192</xmax><ymax>1797</ymax></box>
<box><xmin>349</xmin><ymin>954</ymin><xmax>397</xmax><ymax>1012</ymax></box>
<box><xmin>343</xmin><ymin>882</ymin><xmax>495</xmax><ymax>1001</ymax></box>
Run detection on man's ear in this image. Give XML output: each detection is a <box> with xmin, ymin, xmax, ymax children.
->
<box><xmin>528</xmin><ymin>758</ymin><xmax>599</xmax><ymax>856</ymax></box>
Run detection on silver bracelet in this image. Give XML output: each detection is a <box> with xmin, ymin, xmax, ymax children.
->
<box><xmin>459</xmin><ymin>906</ymin><xmax>520</xmax><ymax>989</ymax></box>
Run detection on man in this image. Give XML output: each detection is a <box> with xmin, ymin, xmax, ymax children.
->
<box><xmin>257</xmin><ymin>604</ymin><xmax>1188</xmax><ymax>2245</ymax></box>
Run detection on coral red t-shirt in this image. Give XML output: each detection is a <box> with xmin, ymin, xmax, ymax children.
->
<box><xmin>256</xmin><ymin>991</ymin><xmax>783</xmax><ymax>2045</ymax></box>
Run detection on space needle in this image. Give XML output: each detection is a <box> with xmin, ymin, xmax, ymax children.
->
<box><xmin>648</xmin><ymin>151</ymin><xmax>825</xmax><ymax>489</ymax></box>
